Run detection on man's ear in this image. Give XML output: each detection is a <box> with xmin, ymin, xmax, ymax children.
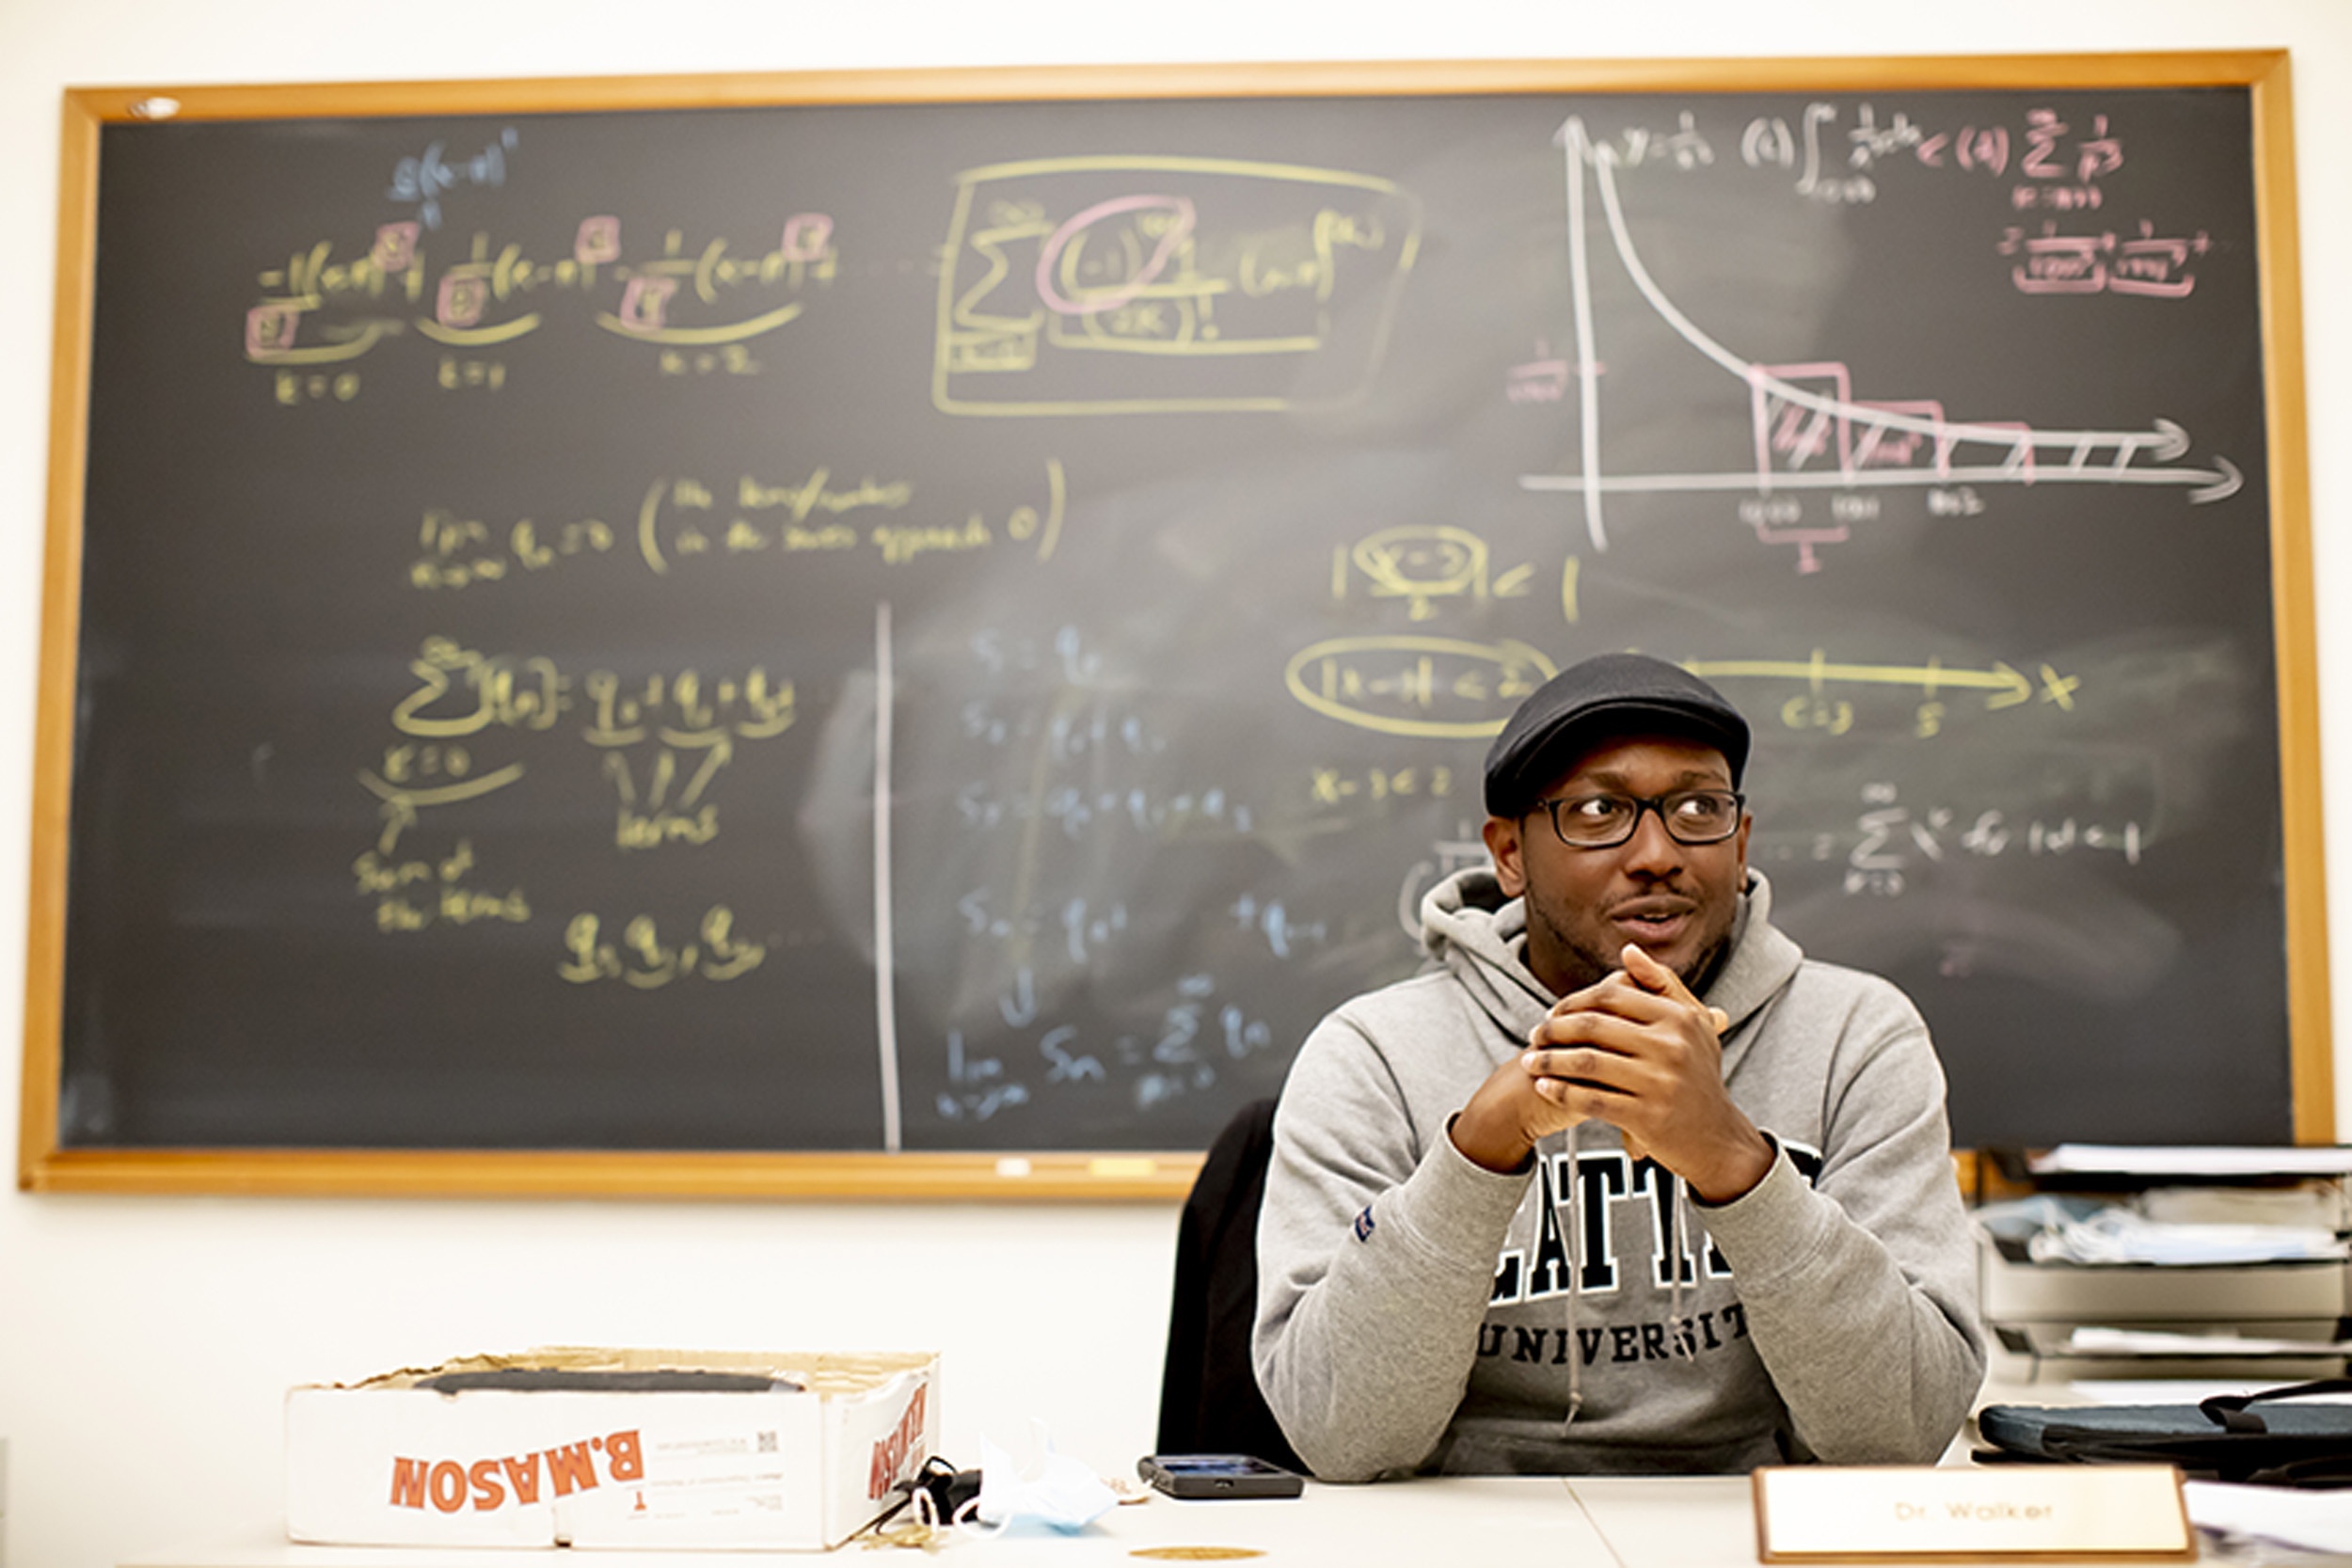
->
<box><xmin>1483</xmin><ymin>815</ymin><xmax>1528</xmax><ymax>897</ymax></box>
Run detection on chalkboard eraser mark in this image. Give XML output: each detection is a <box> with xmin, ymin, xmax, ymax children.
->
<box><xmin>128</xmin><ymin>97</ymin><xmax>180</xmax><ymax>119</ymax></box>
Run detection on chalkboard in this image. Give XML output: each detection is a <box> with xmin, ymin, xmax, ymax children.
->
<box><xmin>21</xmin><ymin>55</ymin><xmax>2327</xmax><ymax>1198</ymax></box>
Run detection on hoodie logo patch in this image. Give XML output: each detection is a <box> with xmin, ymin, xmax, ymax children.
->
<box><xmin>1353</xmin><ymin>1206</ymin><xmax>1375</xmax><ymax>1243</ymax></box>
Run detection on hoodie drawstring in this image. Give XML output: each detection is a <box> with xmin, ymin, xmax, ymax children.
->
<box><xmin>1560</xmin><ymin>1120</ymin><xmax>1583</xmax><ymax>1434</ymax></box>
<box><xmin>1564</xmin><ymin>1127</ymin><xmax>1698</xmax><ymax>1434</ymax></box>
<box><xmin>1669</xmin><ymin>1177</ymin><xmax>1692</xmax><ymax>1360</ymax></box>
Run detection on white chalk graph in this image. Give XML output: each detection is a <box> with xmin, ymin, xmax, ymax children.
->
<box><xmin>1520</xmin><ymin>119</ymin><xmax>2243</xmax><ymax>570</ymax></box>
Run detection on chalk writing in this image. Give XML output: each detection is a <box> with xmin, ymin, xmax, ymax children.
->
<box><xmin>644</xmin><ymin>460</ymin><xmax>1061</xmax><ymax>572</ymax></box>
<box><xmin>952</xmin><ymin>780</ymin><xmax>1254</xmax><ymax>840</ymax></box>
<box><xmin>2001</xmin><ymin>221</ymin><xmax>2210</xmax><ymax>296</ymax></box>
<box><xmin>405</xmin><ymin>461</ymin><xmax>1063</xmax><ymax>588</ymax></box>
<box><xmin>246</xmin><ymin>209</ymin><xmax>837</xmax><ymax>383</ymax></box>
<box><xmin>959</xmin><ymin>697</ymin><xmax>1165</xmax><ymax>762</ymax></box>
<box><xmin>1230</xmin><ymin>894</ymin><xmax>1329</xmax><ymax>960</ymax></box>
<box><xmin>1332</xmin><ymin>527</ymin><xmax>1538</xmax><ymax>622</ymax></box>
<box><xmin>352</xmin><ymin>838</ymin><xmax>531</xmax><ymax>933</ymax></box>
<box><xmin>937</xmin><ymin>1029</ymin><xmax>1030</xmax><ymax>1122</ymax></box>
<box><xmin>1284</xmin><ymin>635</ymin><xmax>1557</xmax><ymax>738</ymax></box>
<box><xmin>1674</xmin><ymin>652</ymin><xmax>2077</xmax><ymax>742</ymax></box>
<box><xmin>1823</xmin><ymin>783</ymin><xmax>2147</xmax><ymax>898</ymax></box>
<box><xmin>1508</xmin><ymin>342</ymin><xmax>1571</xmax><ymax>404</ymax></box>
<box><xmin>1308</xmin><ymin>764</ymin><xmax>1460</xmax><ymax>805</ymax></box>
<box><xmin>1523</xmin><ymin>118</ymin><xmax>2241</xmax><ymax>564</ymax></box>
<box><xmin>388</xmin><ymin>128</ymin><xmax>518</xmax><ymax>230</ymax></box>
<box><xmin>1722</xmin><ymin>101</ymin><xmax>2129</xmax><ymax>210</ymax></box>
<box><xmin>437</xmin><ymin>355</ymin><xmax>506</xmax><ymax>391</ymax></box>
<box><xmin>1587</xmin><ymin>111</ymin><xmax>1715</xmax><ymax>170</ymax></box>
<box><xmin>559</xmin><ymin>906</ymin><xmax>769</xmax><ymax>987</ymax></box>
<box><xmin>939</xmin><ymin>971</ymin><xmax>1285</xmax><ymax>1123</ymax></box>
<box><xmin>934</xmin><ymin>155</ymin><xmax>1422</xmax><ymax>415</ymax></box>
<box><xmin>596</xmin><ymin>220</ymin><xmax>835</xmax><ymax>347</ymax></box>
<box><xmin>959</xmin><ymin>891</ymin><xmax>1132</xmax><ymax>966</ymax></box>
<box><xmin>357</xmin><ymin>638</ymin><xmax>797</xmax><ymax>856</ymax></box>
<box><xmin>274</xmin><ymin>370</ymin><xmax>361</xmax><ymax>404</ymax></box>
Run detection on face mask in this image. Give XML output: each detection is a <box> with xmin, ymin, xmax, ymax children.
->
<box><xmin>968</xmin><ymin>1430</ymin><xmax>1118</xmax><ymax>1533</ymax></box>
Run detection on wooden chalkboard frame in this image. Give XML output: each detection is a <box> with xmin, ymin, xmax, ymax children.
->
<box><xmin>20</xmin><ymin>52</ymin><xmax>2326</xmax><ymax>1200</ymax></box>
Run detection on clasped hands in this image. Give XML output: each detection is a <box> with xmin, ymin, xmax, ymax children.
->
<box><xmin>1452</xmin><ymin>943</ymin><xmax>1773</xmax><ymax>1203</ymax></box>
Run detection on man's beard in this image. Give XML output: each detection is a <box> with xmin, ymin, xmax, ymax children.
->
<box><xmin>1528</xmin><ymin>894</ymin><xmax>1734</xmax><ymax>999</ymax></box>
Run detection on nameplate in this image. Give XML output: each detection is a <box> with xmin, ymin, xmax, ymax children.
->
<box><xmin>1754</xmin><ymin>1465</ymin><xmax>2194</xmax><ymax>1562</ymax></box>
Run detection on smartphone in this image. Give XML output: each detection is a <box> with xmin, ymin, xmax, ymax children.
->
<box><xmin>1136</xmin><ymin>1453</ymin><xmax>1306</xmax><ymax>1499</ymax></box>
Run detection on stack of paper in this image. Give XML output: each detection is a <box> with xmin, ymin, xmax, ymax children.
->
<box><xmin>2027</xmin><ymin>1145</ymin><xmax>2352</xmax><ymax>1179</ymax></box>
<box><xmin>2064</xmin><ymin>1325</ymin><xmax>2352</xmax><ymax>1357</ymax></box>
<box><xmin>2025</xmin><ymin>1206</ymin><xmax>2349</xmax><ymax>1267</ymax></box>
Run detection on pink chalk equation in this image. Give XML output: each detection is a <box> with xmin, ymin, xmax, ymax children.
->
<box><xmin>246</xmin><ymin>303</ymin><xmax>304</xmax><ymax>359</ymax></box>
<box><xmin>1913</xmin><ymin>124</ymin><xmax>2011</xmax><ymax>176</ymax></box>
<box><xmin>2023</xmin><ymin>110</ymin><xmax>2123</xmax><ymax>184</ymax></box>
<box><xmin>1507</xmin><ymin>341</ymin><xmax>1572</xmax><ymax>404</ymax></box>
<box><xmin>1728</xmin><ymin>102</ymin><xmax>2139</xmax><ymax>212</ymax></box>
<box><xmin>575</xmin><ymin>216</ymin><xmax>621</xmax><ymax>266</ymax></box>
<box><xmin>1032</xmin><ymin>195</ymin><xmax>1200</xmax><ymax>317</ymax></box>
<box><xmin>437</xmin><ymin>272</ymin><xmax>490</xmax><ymax>330</ymax></box>
<box><xmin>2002</xmin><ymin>221</ymin><xmax>2209</xmax><ymax>298</ymax></box>
<box><xmin>781</xmin><ymin>214</ymin><xmax>833</xmax><ymax>265</ymax></box>
<box><xmin>371</xmin><ymin>223</ymin><xmax>422</xmax><ymax>274</ymax></box>
<box><xmin>613</xmin><ymin>275</ymin><xmax>679</xmax><ymax>335</ymax></box>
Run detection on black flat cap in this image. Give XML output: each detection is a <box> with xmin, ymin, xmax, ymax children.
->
<box><xmin>1484</xmin><ymin>652</ymin><xmax>1750</xmax><ymax>817</ymax></box>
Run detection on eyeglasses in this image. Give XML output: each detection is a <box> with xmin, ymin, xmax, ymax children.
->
<box><xmin>1534</xmin><ymin>789</ymin><xmax>1745</xmax><ymax>849</ymax></box>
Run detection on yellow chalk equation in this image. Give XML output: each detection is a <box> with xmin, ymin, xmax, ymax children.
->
<box><xmin>1282</xmin><ymin>643</ymin><xmax>2078</xmax><ymax>743</ymax></box>
<box><xmin>1683</xmin><ymin>653</ymin><xmax>2080</xmax><ymax>739</ymax></box>
<box><xmin>246</xmin><ymin>214</ymin><xmax>837</xmax><ymax>388</ymax></box>
<box><xmin>409</xmin><ymin>460</ymin><xmax>1064</xmax><ymax>589</ymax></box>
<box><xmin>351</xmin><ymin>837</ymin><xmax>531</xmax><ymax>934</ymax></box>
<box><xmin>934</xmin><ymin>155</ymin><xmax>1422</xmax><ymax>416</ymax></box>
<box><xmin>1309</xmin><ymin>764</ymin><xmax>1460</xmax><ymax>804</ymax></box>
<box><xmin>357</xmin><ymin>638</ymin><xmax>799</xmax><ymax>855</ymax></box>
<box><xmin>1333</xmin><ymin>526</ymin><xmax>1538</xmax><ymax>622</ymax></box>
<box><xmin>560</xmin><ymin>906</ymin><xmax>768</xmax><ymax>989</ymax></box>
<box><xmin>1285</xmin><ymin>636</ymin><xmax>1558</xmax><ymax>738</ymax></box>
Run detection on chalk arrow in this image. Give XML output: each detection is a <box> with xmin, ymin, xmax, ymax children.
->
<box><xmin>2189</xmin><ymin>455</ymin><xmax>2244</xmax><ymax>504</ymax></box>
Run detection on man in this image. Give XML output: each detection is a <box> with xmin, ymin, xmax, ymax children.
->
<box><xmin>1253</xmin><ymin>652</ymin><xmax>1984</xmax><ymax>1479</ymax></box>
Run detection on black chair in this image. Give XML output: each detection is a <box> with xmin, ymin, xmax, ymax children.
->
<box><xmin>1154</xmin><ymin>1097</ymin><xmax>1305</xmax><ymax>1471</ymax></box>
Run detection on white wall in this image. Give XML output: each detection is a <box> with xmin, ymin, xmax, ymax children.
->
<box><xmin>4</xmin><ymin>4</ymin><xmax>2348</xmax><ymax>1565</ymax></box>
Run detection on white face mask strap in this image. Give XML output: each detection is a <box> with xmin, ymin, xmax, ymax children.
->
<box><xmin>952</xmin><ymin>1495</ymin><xmax>1007</xmax><ymax>1537</ymax></box>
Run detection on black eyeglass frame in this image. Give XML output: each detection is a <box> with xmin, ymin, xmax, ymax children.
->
<box><xmin>1533</xmin><ymin>789</ymin><xmax>1747</xmax><ymax>850</ymax></box>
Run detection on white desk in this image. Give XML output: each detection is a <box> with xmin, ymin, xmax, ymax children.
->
<box><xmin>122</xmin><ymin>1479</ymin><xmax>1587</xmax><ymax>1566</ymax></box>
<box><xmin>122</xmin><ymin>1474</ymin><xmax>2225</xmax><ymax>1567</ymax></box>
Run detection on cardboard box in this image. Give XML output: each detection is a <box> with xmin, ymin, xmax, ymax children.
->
<box><xmin>286</xmin><ymin>1347</ymin><xmax>937</xmax><ymax>1550</ymax></box>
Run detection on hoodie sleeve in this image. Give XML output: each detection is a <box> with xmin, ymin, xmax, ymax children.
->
<box><xmin>1250</xmin><ymin>1008</ymin><xmax>1532</xmax><ymax>1481</ymax></box>
<box><xmin>1697</xmin><ymin>985</ymin><xmax>1987</xmax><ymax>1465</ymax></box>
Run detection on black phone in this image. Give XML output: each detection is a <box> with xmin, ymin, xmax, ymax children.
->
<box><xmin>1136</xmin><ymin>1453</ymin><xmax>1306</xmax><ymax>1499</ymax></box>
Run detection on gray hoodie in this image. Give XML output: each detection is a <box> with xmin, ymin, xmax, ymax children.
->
<box><xmin>1253</xmin><ymin>866</ymin><xmax>1985</xmax><ymax>1479</ymax></box>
